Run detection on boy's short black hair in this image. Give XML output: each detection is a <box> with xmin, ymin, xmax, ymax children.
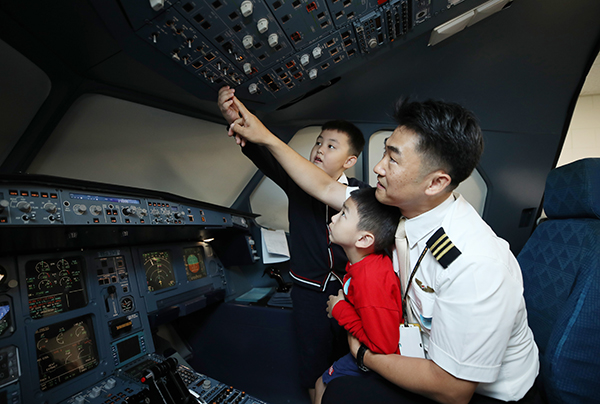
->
<box><xmin>350</xmin><ymin>187</ymin><xmax>401</xmax><ymax>253</ymax></box>
<box><xmin>322</xmin><ymin>120</ymin><xmax>365</xmax><ymax>157</ymax></box>
<box><xmin>393</xmin><ymin>98</ymin><xmax>483</xmax><ymax>189</ymax></box>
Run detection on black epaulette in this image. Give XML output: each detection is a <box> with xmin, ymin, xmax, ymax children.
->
<box><xmin>426</xmin><ymin>227</ymin><xmax>461</xmax><ymax>269</ymax></box>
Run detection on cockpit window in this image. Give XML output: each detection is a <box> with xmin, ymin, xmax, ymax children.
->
<box><xmin>27</xmin><ymin>94</ymin><xmax>256</xmax><ymax>208</ymax></box>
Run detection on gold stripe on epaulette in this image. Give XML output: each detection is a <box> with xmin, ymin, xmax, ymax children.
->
<box><xmin>435</xmin><ymin>243</ymin><xmax>455</xmax><ymax>261</ymax></box>
<box><xmin>426</xmin><ymin>227</ymin><xmax>461</xmax><ymax>269</ymax></box>
<box><xmin>429</xmin><ymin>233</ymin><xmax>448</xmax><ymax>251</ymax></box>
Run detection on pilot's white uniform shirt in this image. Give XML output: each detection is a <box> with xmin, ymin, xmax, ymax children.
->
<box><xmin>397</xmin><ymin>193</ymin><xmax>539</xmax><ymax>401</ymax></box>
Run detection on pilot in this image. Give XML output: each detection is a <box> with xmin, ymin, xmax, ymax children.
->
<box><xmin>218</xmin><ymin>87</ymin><xmax>369</xmax><ymax>402</ymax></box>
<box><xmin>224</xmin><ymin>96</ymin><xmax>540</xmax><ymax>404</ymax></box>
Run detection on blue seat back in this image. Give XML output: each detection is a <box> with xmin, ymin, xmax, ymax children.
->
<box><xmin>517</xmin><ymin>158</ymin><xmax>600</xmax><ymax>404</ymax></box>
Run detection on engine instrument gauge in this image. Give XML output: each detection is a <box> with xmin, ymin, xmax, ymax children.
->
<box><xmin>35</xmin><ymin>315</ymin><xmax>98</xmax><ymax>391</ymax></box>
<box><xmin>26</xmin><ymin>257</ymin><xmax>87</xmax><ymax>319</ymax></box>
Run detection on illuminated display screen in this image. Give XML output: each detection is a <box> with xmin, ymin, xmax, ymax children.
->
<box><xmin>35</xmin><ymin>315</ymin><xmax>99</xmax><ymax>391</ymax></box>
<box><xmin>26</xmin><ymin>257</ymin><xmax>87</xmax><ymax>319</ymax></box>
<box><xmin>142</xmin><ymin>251</ymin><xmax>176</xmax><ymax>292</ymax></box>
<box><xmin>183</xmin><ymin>247</ymin><xmax>207</xmax><ymax>282</ymax></box>
<box><xmin>0</xmin><ymin>302</ymin><xmax>10</xmax><ymax>337</ymax></box>
<box><xmin>116</xmin><ymin>334</ymin><xmax>142</xmax><ymax>364</ymax></box>
<box><xmin>69</xmin><ymin>193</ymin><xmax>140</xmax><ymax>204</ymax></box>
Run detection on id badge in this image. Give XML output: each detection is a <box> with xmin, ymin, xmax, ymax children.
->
<box><xmin>399</xmin><ymin>324</ymin><xmax>425</xmax><ymax>358</ymax></box>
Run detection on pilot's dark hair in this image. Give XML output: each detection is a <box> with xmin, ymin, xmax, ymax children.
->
<box><xmin>350</xmin><ymin>187</ymin><xmax>401</xmax><ymax>253</ymax></box>
<box><xmin>393</xmin><ymin>98</ymin><xmax>484</xmax><ymax>189</ymax></box>
<box><xmin>321</xmin><ymin>120</ymin><xmax>365</xmax><ymax>157</ymax></box>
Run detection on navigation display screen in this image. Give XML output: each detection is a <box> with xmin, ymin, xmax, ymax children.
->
<box><xmin>142</xmin><ymin>251</ymin><xmax>176</xmax><ymax>292</ymax></box>
<box><xmin>183</xmin><ymin>246</ymin><xmax>207</xmax><ymax>282</ymax></box>
<box><xmin>35</xmin><ymin>315</ymin><xmax>99</xmax><ymax>391</ymax></box>
<box><xmin>26</xmin><ymin>257</ymin><xmax>87</xmax><ymax>319</ymax></box>
<box><xmin>115</xmin><ymin>333</ymin><xmax>143</xmax><ymax>366</ymax></box>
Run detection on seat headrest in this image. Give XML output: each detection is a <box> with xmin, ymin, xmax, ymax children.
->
<box><xmin>544</xmin><ymin>158</ymin><xmax>600</xmax><ymax>219</ymax></box>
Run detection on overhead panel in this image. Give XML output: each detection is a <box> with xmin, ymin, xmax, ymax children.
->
<box><xmin>121</xmin><ymin>0</ymin><xmax>470</xmax><ymax>103</ymax></box>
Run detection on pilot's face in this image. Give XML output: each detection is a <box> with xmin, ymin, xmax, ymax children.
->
<box><xmin>373</xmin><ymin>126</ymin><xmax>430</xmax><ymax>218</ymax></box>
<box><xmin>309</xmin><ymin>129</ymin><xmax>354</xmax><ymax>179</ymax></box>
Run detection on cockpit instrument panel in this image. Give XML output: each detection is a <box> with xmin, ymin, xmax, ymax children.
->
<box><xmin>184</xmin><ymin>246</ymin><xmax>207</xmax><ymax>282</ymax></box>
<box><xmin>142</xmin><ymin>251</ymin><xmax>177</xmax><ymax>292</ymax></box>
<box><xmin>35</xmin><ymin>315</ymin><xmax>99</xmax><ymax>392</ymax></box>
<box><xmin>26</xmin><ymin>257</ymin><xmax>87</xmax><ymax>319</ymax></box>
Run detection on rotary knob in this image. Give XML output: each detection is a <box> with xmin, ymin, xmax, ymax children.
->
<box><xmin>368</xmin><ymin>38</ymin><xmax>377</xmax><ymax>49</ymax></box>
<box><xmin>0</xmin><ymin>200</ymin><xmax>8</xmax><ymax>214</ymax></box>
<box><xmin>309</xmin><ymin>68</ymin><xmax>318</xmax><ymax>80</ymax></box>
<box><xmin>122</xmin><ymin>207</ymin><xmax>137</xmax><ymax>216</ymax></box>
<box><xmin>74</xmin><ymin>205</ymin><xmax>87</xmax><ymax>215</ymax></box>
<box><xmin>300</xmin><ymin>54</ymin><xmax>310</xmax><ymax>66</ymax></box>
<box><xmin>268</xmin><ymin>33</ymin><xmax>279</xmax><ymax>48</ymax></box>
<box><xmin>312</xmin><ymin>46</ymin><xmax>322</xmax><ymax>59</ymax></box>
<box><xmin>248</xmin><ymin>83</ymin><xmax>258</xmax><ymax>94</ymax></box>
<box><xmin>43</xmin><ymin>202</ymin><xmax>57</xmax><ymax>213</ymax></box>
<box><xmin>243</xmin><ymin>62</ymin><xmax>252</xmax><ymax>75</ymax></box>
<box><xmin>242</xmin><ymin>35</ymin><xmax>253</xmax><ymax>49</ymax></box>
<box><xmin>90</xmin><ymin>205</ymin><xmax>102</xmax><ymax>216</ymax></box>
<box><xmin>257</xmin><ymin>18</ymin><xmax>269</xmax><ymax>34</ymax></box>
<box><xmin>240</xmin><ymin>0</ymin><xmax>253</xmax><ymax>17</ymax></box>
<box><xmin>17</xmin><ymin>201</ymin><xmax>31</xmax><ymax>213</ymax></box>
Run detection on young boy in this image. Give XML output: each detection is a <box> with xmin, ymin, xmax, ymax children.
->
<box><xmin>218</xmin><ymin>87</ymin><xmax>369</xmax><ymax>400</ymax></box>
<box><xmin>315</xmin><ymin>187</ymin><xmax>403</xmax><ymax>404</ymax></box>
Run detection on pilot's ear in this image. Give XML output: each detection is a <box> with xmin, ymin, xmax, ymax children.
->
<box><xmin>426</xmin><ymin>170</ymin><xmax>452</xmax><ymax>195</ymax></box>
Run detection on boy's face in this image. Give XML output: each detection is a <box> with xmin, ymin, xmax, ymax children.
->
<box><xmin>328</xmin><ymin>197</ymin><xmax>362</xmax><ymax>249</ymax></box>
<box><xmin>309</xmin><ymin>129</ymin><xmax>355</xmax><ymax>179</ymax></box>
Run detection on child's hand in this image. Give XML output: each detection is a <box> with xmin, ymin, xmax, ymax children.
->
<box><xmin>326</xmin><ymin>289</ymin><xmax>345</xmax><ymax>318</ymax></box>
<box><xmin>229</xmin><ymin>97</ymin><xmax>274</xmax><ymax>147</ymax></box>
<box><xmin>218</xmin><ymin>86</ymin><xmax>240</xmax><ymax>124</ymax></box>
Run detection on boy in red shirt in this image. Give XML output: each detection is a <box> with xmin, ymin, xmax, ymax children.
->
<box><xmin>315</xmin><ymin>187</ymin><xmax>403</xmax><ymax>404</ymax></box>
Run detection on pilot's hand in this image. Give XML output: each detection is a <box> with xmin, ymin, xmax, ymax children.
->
<box><xmin>229</xmin><ymin>97</ymin><xmax>275</xmax><ymax>147</ymax></box>
<box><xmin>218</xmin><ymin>86</ymin><xmax>240</xmax><ymax>125</ymax></box>
<box><xmin>326</xmin><ymin>289</ymin><xmax>345</xmax><ymax>318</ymax></box>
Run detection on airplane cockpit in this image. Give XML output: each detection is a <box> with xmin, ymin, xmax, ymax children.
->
<box><xmin>1</xmin><ymin>0</ymin><xmax>599</xmax><ymax>403</ymax></box>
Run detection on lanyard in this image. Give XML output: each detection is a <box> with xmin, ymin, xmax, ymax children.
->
<box><xmin>326</xmin><ymin>205</ymin><xmax>333</xmax><ymax>270</ymax></box>
<box><xmin>402</xmin><ymin>245</ymin><xmax>429</xmax><ymax>325</ymax></box>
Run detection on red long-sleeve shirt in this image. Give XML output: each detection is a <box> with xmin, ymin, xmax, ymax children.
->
<box><xmin>331</xmin><ymin>253</ymin><xmax>403</xmax><ymax>354</ymax></box>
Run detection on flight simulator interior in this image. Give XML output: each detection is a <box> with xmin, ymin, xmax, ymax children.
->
<box><xmin>0</xmin><ymin>0</ymin><xmax>599</xmax><ymax>403</ymax></box>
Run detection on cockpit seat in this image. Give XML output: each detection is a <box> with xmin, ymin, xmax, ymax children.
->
<box><xmin>517</xmin><ymin>157</ymin><xmax>600</xmax><ymax>404</ymax></box>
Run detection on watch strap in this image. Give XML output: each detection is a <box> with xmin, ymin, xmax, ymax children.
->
<box><xmin>356</xmin><ymin>343</ymin><xmax>370</xmax><ymax>372</ymax></box>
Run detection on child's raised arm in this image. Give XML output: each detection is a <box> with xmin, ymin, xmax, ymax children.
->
<box><xmin>230</xmin><ymin>97</ymin><xmax>348</xmax><ymax>211</ymax></box>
